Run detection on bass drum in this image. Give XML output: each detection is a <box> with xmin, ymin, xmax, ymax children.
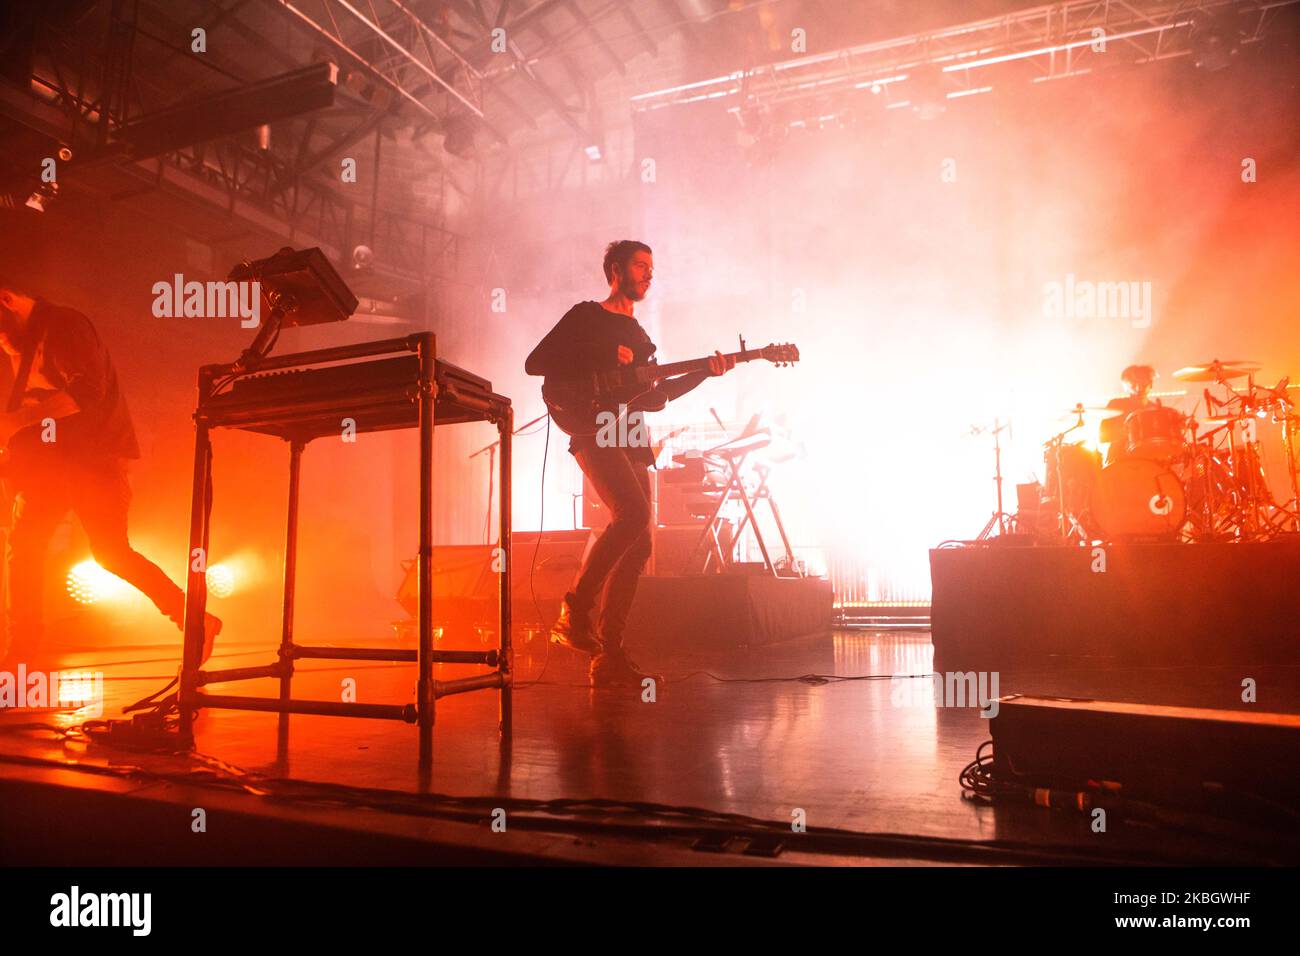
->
<box><xmin>1043</xmin><ymin>442</ymin><xmax>1101</xmax><ymax>523</ymax></box>
<box><xmin>1091</xmin><ymin>459</ymin><xmax>1186</xmax><ymax>538</ymax></box>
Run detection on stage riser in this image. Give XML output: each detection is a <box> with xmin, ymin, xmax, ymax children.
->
<box><xmin>930</xmin><ymin>541</ymin><xmax>1300</xmax><ymax>669</ymax></box>
<box><xmin>624</xmin><ymin>576</ymin><xmax>834</xmax><ymax>651</ymax></box>
<box><xmin>398</xmin><ymin>542</ymin><xmax>835</xmax><ymax>647</ymax></box>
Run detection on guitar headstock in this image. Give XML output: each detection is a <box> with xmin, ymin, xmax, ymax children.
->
<box><xmin>759</xmin><ymin>342</ymin><xmax>800</xmax><ymax>366</ymax></box>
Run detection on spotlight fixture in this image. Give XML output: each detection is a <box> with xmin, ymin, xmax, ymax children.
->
<box><xmin>1190</xmin><ymin>13</ymin><xmax>1240</xmax><ymax>72</ymax></box>
<box><xmin>442</xmin><ymin>114</ymin><xmax>479</xmax><ymax>159</ymax></box>
<box><xmin>351</xmin><ymin>244</ymin><xmax>375</xmax><ymax>272</ymax></box>
<box><xmin>66</xmin><ymin>560</ymin><xmax>123</xmax><ymax>606</ymax></box>
<box><xmin>206</xmin><ymin>563</ymin><xmax>235</xmax><ymax>599</ymax></box>
<box><xmin>908</xmin><ymin>67</ymin><xmax>948</xmax><ymax>120</ymax></box>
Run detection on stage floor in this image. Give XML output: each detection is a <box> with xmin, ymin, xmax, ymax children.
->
<box><xmin>3</xmin><ymin>628</ymin><xmax>1298</xmax><ymax>865</ymax></box>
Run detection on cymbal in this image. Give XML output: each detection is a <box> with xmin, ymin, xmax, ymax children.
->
<box><xmin>1056</xmin><ymin>404</ymin><xmax>1124</xmax><ymax>423</ymax></box>
<box><xmin>1172</xmin><ymin>360</ymin><xmax>1261</xmax><ymax>383</ymax></box>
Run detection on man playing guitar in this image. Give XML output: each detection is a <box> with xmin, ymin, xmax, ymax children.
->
<box><xmin>525</xmin><ymin>241</ymin><xmax>734</xmax><ymax>688</ymax></box>
<box><xmin>0</xmin><ymin>278</ymin><xmax>221</xmax><ymax>669</ymax></box>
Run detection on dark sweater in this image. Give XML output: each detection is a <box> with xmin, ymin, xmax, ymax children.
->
<box><xmin>526</xmin><ymin>300</ymin><xmax>707</xmax><ymax>463</ymax></box>
<box><xmin>7</xmin><ymin>299</ymin><xmax>140</xmax><ymax>473</ymax></box>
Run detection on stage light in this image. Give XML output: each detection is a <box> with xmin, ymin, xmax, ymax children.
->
<box><xmin>206</xmin><ymin>563</ymin><xmax>235</xmax><ymax>599</ymax></box>
<box><xmin>442</xmin><ymin>114</ymin><xmax>478</xmax><ymax>158</ymax></box>
<box><xmin>65</xmin><ymin>560</ymin><xmax>125</xmax><ymax>606</ymax></box>
<box><xmin>56</xmin><ymin>672</ymin><xmax>98</xmax><ymax>707</ymax></box>
<box><xmin>1191</xmin><ymin>14</ymin><xmax>1239</xmax><ymax>72</ymax></box>
<box><xmin>908</xmin><ymin>67</ymin><xmax>948</xmax><ymax>120</ymax></box>
<box><xmin>351</xmin><ymin>244</ymin><xmax>375</xmax><ymax>271</ymax></box>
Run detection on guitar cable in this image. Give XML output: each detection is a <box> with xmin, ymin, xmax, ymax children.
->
<box><xmin>516</xmin><ymin>412</ymin><xmax>554</xmax><ymax>689</ymax></box>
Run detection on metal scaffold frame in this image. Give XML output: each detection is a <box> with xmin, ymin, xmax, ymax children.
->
<box><xmin>177</xmin><ymin>333</ymin><xmax>513</xmax><ymax>767</ymax></box>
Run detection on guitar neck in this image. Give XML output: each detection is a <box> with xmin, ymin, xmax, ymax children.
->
<box><xmin>648</xmin><ymin>349</ymin><xmax>763</xmax><ymax>381</ymax></box>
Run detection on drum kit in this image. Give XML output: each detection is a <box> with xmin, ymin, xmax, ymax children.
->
<box><xmin>1032</xmin><ymin>360</ymin><xmax>1299</xmax><ymax>542</ymax></box>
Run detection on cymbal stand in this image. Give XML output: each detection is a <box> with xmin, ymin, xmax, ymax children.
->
<box><xmin>1204</xmin><ymin>379</ymin><xmax>1262</xmax><ymax>539</ymax></box>
<box><xmin>1043</xmin><ymin>411</ymin><xmax>1087</xmax><ymax>543</ymax></box>
<box><xmin>975</xmin><ymin>418</ymin><xmax>1013</xmax><ymax>540</ymax></box>
<box><xmin>1279</xmin><ymin>414</ymin><xmax>1300</xmax><ymax>532</ymax></box>
<box><xmin>1184</xmin><ymin>418</ymin><xmax>1229</xmax><ymax>540</ymax></box>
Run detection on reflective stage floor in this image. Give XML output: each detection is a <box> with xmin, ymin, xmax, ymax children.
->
<box><xmin>3</xmin><ymin>628</ymin><xmax>1298</xmax><ymax>865</ymax></box>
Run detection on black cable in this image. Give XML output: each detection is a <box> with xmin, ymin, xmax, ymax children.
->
<box><xmin>516</xmin><ymin>413</ymin><xmax>554</xmax><ymax>688</ymax></box>
<box><xmin>657</xmin><ymin>670</ymin><xmax>934</xmax><ymax>686</ymax></box>
<box><xmin>0</xmin><ymin>745</ymin><xmax>1208</xmax><ymax>865</ymax></box>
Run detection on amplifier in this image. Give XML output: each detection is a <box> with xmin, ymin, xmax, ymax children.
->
<box><xmin>991</xmin><ymin>694</ymin><xmax>1300</xmax><ymax>811</ymax></box>
<box><xmin>396</xmin><ymin>533</ymin><xmax>592</xmax><ymax>636</ymax></box>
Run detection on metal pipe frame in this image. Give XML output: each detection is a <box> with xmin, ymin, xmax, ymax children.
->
<box><xmin>178</xmin><ymin>333</ymin><xmax>513</xmax><ymax>766</ymax></box>
<box><xmin>631</xmin><ymin>0</ymin><xmax>1300</xmax><ymax>116</ymax></box>
<box><xmin>196</xmin><ymin>692</ymin><xmax>417</xmax><ymax>722</ymax></box>
<box><xmin>293</xmin><ymin>646</ymin><xmax>499</xmax><ymax>665</ymax></box>
<box><xmin>10</xmin><ymin>68</ymin><xmax>466</xmax><ymax>286</ymax></box>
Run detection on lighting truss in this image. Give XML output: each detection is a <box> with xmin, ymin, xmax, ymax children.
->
<box><xmin>630</xmin><ymin>0</ymin><xmax>1300</xmax><ymax>117</ymax></box>
<box><xmin>273</xmin><ymin>0</ymin><xmax>486</xmax><ymax>121</ymax></box>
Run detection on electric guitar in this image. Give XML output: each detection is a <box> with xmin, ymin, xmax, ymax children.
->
<box><xmin>542</xmin><ymin>339</ymin><xmax>800</xmax><ymax>438</ymax></box>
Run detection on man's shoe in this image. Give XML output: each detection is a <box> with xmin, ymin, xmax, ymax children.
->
<box><xmin>589</xmin><ymin>647</ymin><xmax>662</xmax><ymax>689</ymax></box>
<box><xmin>200</xmin><ymin>612</ymin><xmax>222</xmax><ymax>667</ymax></box>
<box><xmin>549</xmin><ymin>598</ymin><xmax>603</xmax><ymax>655</ymax></box>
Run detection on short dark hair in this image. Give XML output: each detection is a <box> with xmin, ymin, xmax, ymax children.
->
<box><xmin>1121</xmin><ymin>364</ymin><xmax>1156</xmax><ymax>388</ymax></box>
<box><xmin>602</xmin><ymin>240</ymin><xmax>651</xmax><ymax>283</ymax></box>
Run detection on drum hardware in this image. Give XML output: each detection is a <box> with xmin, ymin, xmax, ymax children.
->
<box><xmin>1052</xmin><ymin>404</ymin><xmax>1124</xmax><ymax>428</ymax></box>
<box><xmin>1171</xmin><ymin>360</ymin><xmax>1263</xmax><ymax>384</ymax></box>
<box><xmin>1018</xmin><ymin>366</ymin><xmax>1299</xmax><ymax>544</ymax></box>
<box><xmin>1194</xmin><ymin>364</ymin><xmax>1295</xmax><ymax>540</ymax></box>
<box><xmin>1278</xmin><ymin>413</ymin><xmax>1300</xmax><ymax>532</ymax></box>
<box><xmin>1041</xmin><ymin>406</ymin><xmax>1108</xmax><ymax>542</ymax></box>
<box><xmin>1174</xmin><ymin>414</ymin><xmax>1237</xmax><ymax>540</ymax></box>
<box><xmin>973</xmin><ymin>418</ymin><xmax>1014</xmax><ymax>540</ymax></box>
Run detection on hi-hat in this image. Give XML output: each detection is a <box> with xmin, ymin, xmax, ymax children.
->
<box><xmin>1055</xmin><ymin>404</ymin><xmax>1124</xmax><ymax>426</ymax></box>
<box><xmin>1172</xmin><ymin>360</ymin><xmax>1261</xmax><ymax>383</ymax></box>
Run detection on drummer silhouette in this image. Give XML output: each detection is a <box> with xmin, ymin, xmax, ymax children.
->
<box><xmin>1100</xmin><ymin>364</ymin><xmax>1174</xmax><ymax>464</ymax></box>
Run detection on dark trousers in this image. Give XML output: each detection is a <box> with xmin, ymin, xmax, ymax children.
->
<box><xmin>571</xmin><ymin>445</ymin><xmax>653</xmax><ymax>648</ymax></box>
<box><xmin>3</xmin><ymin>456</ymin><xmax>186</xmax><ymax>659</ymax></box>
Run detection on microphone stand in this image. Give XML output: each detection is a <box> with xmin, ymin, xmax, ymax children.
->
<box><xmin>975</xmin><ymin>418</ymin><xmax>1014</xmax><ymax>540</ymax></box>
<box><xmin>469</xmin><ymin>411</ymin><xmax>551</xmax><ymax>543</ymax></box>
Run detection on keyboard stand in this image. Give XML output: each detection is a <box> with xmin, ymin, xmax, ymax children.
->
<box><xmin>176</xmin><ymin>332</ymin><xmax>513</xmax><ymax>767</ymax></box>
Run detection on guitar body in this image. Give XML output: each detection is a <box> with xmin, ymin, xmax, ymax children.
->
<box><xmin>541</xmin><ymin>376</ymin><xmax>663</xmax><ymax>438</ymax></box>
<box><xmin>540</xmin><ymin>341</ymin><xmax>800</xmax><ymax>439</ymax></box>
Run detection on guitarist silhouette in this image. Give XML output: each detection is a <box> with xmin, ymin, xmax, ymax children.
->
<box><xmin>525</xmin><ymin>240</ymin><xmax>733</xmax><ymax>688</ymax></box>
<box><xmin>0</xmin><ymin>279</ymin><xmax>222</xmax><ymax>669</ymax></box>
